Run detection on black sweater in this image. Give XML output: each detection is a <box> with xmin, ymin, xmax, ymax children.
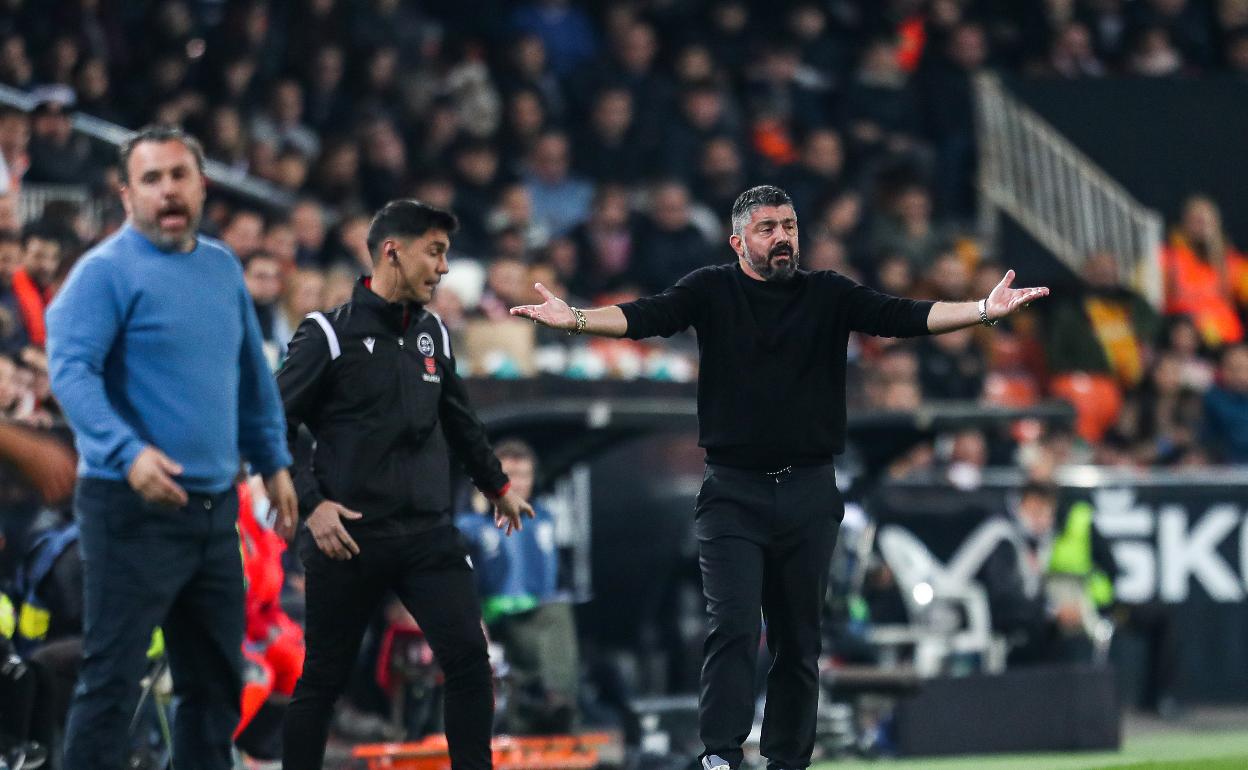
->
<box><xmin>619</xmin><ymin>264</ymin><xmax>934</xmax><ymax>469</ymax></box>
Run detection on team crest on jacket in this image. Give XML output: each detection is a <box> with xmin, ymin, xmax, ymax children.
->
<box><xmin>422</xmin><ymin>356</ymin><xmax>440</xmax><ymax>383</ymax></box>
<box><xmin>417</xmin><ymin>332</ymin><xmax>435</xmax><ymax>356</ymax></box>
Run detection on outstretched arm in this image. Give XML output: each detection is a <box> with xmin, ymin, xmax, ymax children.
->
<box><xmin>509</xmin><ymin>283</ymin><xmax>629</xmax><ymax>337</ymax></box>
<box><xmin>927</xmin><ymin>270</ymin><xmax>1049</xmax><ymax>334</ymax></box>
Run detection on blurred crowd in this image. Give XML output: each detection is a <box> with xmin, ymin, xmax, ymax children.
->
<box><xmin>0</xmin><ymin>0</ymin><xmax>1244</xmax><ymax>455</ymax></box>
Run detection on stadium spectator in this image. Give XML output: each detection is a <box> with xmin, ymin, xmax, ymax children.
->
<box><xmin>456</xmin><ymin>439</ymin><xmax>579</xmax><ymax>734</ymax></box>
<box><xmin>917</xmin><ymin>326</ymin><xmax>985</xmax><ymax>400</ymax></box>
<box><xmin>632</xmin><ymin>180</ymin><xmax>718</xmax><ymax>294</ymax></box>
<box><xmin>289</xmin><ymin>199</ymin><xmax>329</xmax><ymax>268</ymax></box>
<box><xmin>510</xmin><ymin>0</ymin><xmax>597</xmax><ymax>78</ymax></box>
<box><xmin>842</xmin><ymin>37</ymin><xmax>922</xmax><ymax>162</ymax></box>
<box><xmin>786</xmin><ymin>2</ymin><xmax>848</xmax><ymax>78</ymax></box>
<box><xmin>1127</xmin><ymin>352</ymin><xmax>1206</xmax><ymax>465</ymax></box>
<box><xmin>25</xmin><ymin>89</ymin><xmax>102</xmax><ymax>187</ymax></box>
<box><xmin>478</xmin><ymin>257</ymin><xmax>531</xmax><ymax>322</ymax></box>
<box><xmin>774</xmin><ymin>128</ymin><xmax>846</xmax><ymax>225</ymax></box>
<box><xmin>497</xmin><ymin>34</ymin><xmax>566</xmax><ymax>122</ymax></box>
<box><xmin>1047</xmin><ymin>22</ymin><xmax>1108</xmax><ymax>78</ymax></box>
<box><xmin>200</xmin><ymin>104</ymin><xmax>250</xmax><ymax>172</ymax></box>
<box><xmin>450</xmin><ymin>140</ymin><xmax>507</xmax><ymax>258</ymax></box>
<box><xmin>1046</xmin><ymin>251</ymin><xmax>1161</xmax><ymax>388</ymax></box>
<box><xmin>1160</xmin><ymin>314</ymin><xmax>1216</xmax><ymax>392</ymax></box>
<box><xmin>695</xmin><ymin>135</ymin><xmax>750</xmax><ymax>221</ymax></box>
<box><xmin>567</xmin><ymin>184</ymin><xmax>638</xmax><ymax>300</ymax></box>
<box><xmin>358</xmin><ymin>118</ymin><xmax>410</xmax><ymax>211</ymax></box>
<box><xmin>0</xmin><ymin>106</ymin><xmax>29</xmax><ymax>192</ymax></box>
<box><xmin>301</xmin><ymin>45</ymin><xmax>352</xmax><ymax>134</ymax></box>
<box><xmin>1127</xmin><ymin>0</ymin><xmax>1217</xmax><ymax>68</ymax></box>
<box><xmin>573</xmin><ymin>20</ymin><xmax>673</xmax><ymax>143</ymax></box>
<box><xmin>523</xmin><ymin>131</ymin><xmax>593</xmax><ymax>238</ymax></box>
<box><xmin>490</xmin><ymin>182</ymin><xmax>549</xmax><ymax>253</ymax></box>
<box><xmin>499</xmin><ymin>87</ymin><xmax>550</xmax><ymax>174</ymax></box>
<box><xmin>220</xmin><ymin>208</ymin><xmax>265</xmax><ymax>261</ymax></box>
<box><xmin>0</xmin><ymin>230</ymin><xmax>27</xmax><ymax>353</ymax></box>
<box><xmin>1086</xmin><ymin>0</ymin><xmax>1131</xmax><ymax>64</ymax></box>
<box><xmin>1202</xmin><ymin>343</ymin><xmax>1248</xmax><ymax>463</ymax></box>
<box><xmin>917</xmin><ymin>251</ymin><xmax>972</xmax><ymax>302</ymax></box>
<box><xmin>282</xmin><ymin>268</ymin><xmax>327</xmax><ymax>333</ymax></box>
<box><xmin>743</xmin><ymin>42</ymin><xmax>831</xmax><ymax>133</ymax></box>
<box><xmin>262</xmin><ymin>218</ymin><xmax>298</xmax><ymax>269</ymax></box>
<box><xmin>573</xmin><ymin>86</ymin><xmax>650</xmax><ymax>184</ymax></box>
<box><xmin>310</xmin><ymin>139</ymin><xmax>362</xmax><ymax>209</ymax></box>
<box><xmin>243</xmin><ymin>252</ymin><xmax>291</xmax><ymax>366</ymax></box>
<box><xmin>664</xmin><ymin>80</ymin><xmax>741</xmax><ymax>184</ymax></box>
<box><xmin>977</xmin><ymin>482</ymin><xmax>1118</xmax><ymax>666</ymax></box>
<box><xmin>1128</xmin><ymin>26</ymin><xmax>1186</xmax><ymax>76</ymax></box>
<box><xmin>869</xmin><ymin>183</ymin><xmax>952</xmax><ymax>270</ymax></box>
<box><xmin>1161</xmin><ymin>195</ymin><xmax>1248</xmax><ymax>346</ymax></box>
<box><xmin>322</xmin><ymin>264</ymin><xmax>356</xmax><ymax>309</ymax></box>
<box><xmin>15</xmin><ymin>220</ymin><xmax>74</xmax><ymax>349</ymax></box>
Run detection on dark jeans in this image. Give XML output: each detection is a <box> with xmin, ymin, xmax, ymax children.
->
<box><xmin>695</xmin><ymin>464</ymin><xmax>842</xmax><ymax>770</ymax></box>
<box><xmin>282</xmin><ymin>524</ymin><xmax>493</xmax><ymax>770</ymax></box>
<box><xmin>63</xmin><ymin>478</ymin><xmax>243</xmax><ymax>770</ymax></box>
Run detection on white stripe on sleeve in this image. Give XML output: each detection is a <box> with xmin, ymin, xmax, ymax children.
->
<box><xmin>306</xmin><ymin>311</ymin><xmax>341</xmax><ymax>360</ymax></box>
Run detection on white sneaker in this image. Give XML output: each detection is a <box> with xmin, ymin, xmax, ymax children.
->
<box><xmin>702</xmin><ymin>755</ymin><xmax>731</xmax><ymax>770</ymax></box>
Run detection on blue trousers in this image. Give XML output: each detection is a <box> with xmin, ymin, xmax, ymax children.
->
<box><xmin>63</xmin><ymin>478</ymin><xmax>244</xmax><ymax>770</ymax></box>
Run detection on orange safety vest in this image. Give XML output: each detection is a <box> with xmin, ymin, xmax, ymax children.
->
<box><xmin>1162</xmin><ymin>235</ymin><xmax>1248</xmax><ymax>346</ymax></box>
<box><xmin>11</xmin><ymin>268</ymin><xmax>50</xmax><ymax>348</ymax></box>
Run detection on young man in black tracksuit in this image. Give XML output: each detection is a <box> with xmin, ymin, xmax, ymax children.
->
<box><xmin>278</xmin><ymin>200</ymin><xmax>533</xmax><ymax>770</ymax></box>
<box><xmin>512</xmin><ymin>186</ymin><xmax>1049</xmax><ymax>770</ymax></box>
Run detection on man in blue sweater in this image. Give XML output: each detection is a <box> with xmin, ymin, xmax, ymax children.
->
<box><xmin>45</xmin><ymin>126</ymin><xmax>297</xmax><ymax>770</ymax></box>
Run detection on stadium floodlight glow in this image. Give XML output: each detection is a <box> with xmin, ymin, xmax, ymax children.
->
<box><xmin>912</xmin><ymin>582</ymin><xmax>935</xmax><ymax>606</ymax></box>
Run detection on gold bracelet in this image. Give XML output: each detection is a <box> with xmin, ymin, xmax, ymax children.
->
<box><xmin>569</xmin><ymin>307</ymin><xmax>588</xmax><ymax>335</ymax></box>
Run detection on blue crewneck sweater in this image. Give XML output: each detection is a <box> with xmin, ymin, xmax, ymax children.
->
<box><xmin>47</xmin><ymin>224</ymin><xmax>291</xmax><ymax>493</ymax></box>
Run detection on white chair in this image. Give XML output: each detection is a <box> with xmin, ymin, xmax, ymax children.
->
<box><xmin>871</xmin><ymin>525</ymin><xmax>1007</xmax><ymax>676</ymax></box>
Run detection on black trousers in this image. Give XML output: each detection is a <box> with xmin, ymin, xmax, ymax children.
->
<box><xmin>282</xmin><ymin>524</ymin><xmax>493</xmax><ymax>770</ymax></box>
<box><xmin>64</xmin><ymin>478</ymin><xmax>243</xmax><ymax>770</ymax></box>
<box><xmin>695</xmin><ymin>464</ymin><xmax>842</xmax><ymax>770</ymax></box>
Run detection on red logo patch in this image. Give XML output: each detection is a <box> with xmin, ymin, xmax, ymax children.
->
<box><xmin>424</xmin><ymin>356</ymin><xmax>437</xmax><ymax>375</ymax></box>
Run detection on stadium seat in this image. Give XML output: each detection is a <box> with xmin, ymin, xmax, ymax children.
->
<box><xmin>1048</xmin><ymin>372</ymin><xmax>1122</xmax><ymax>443</ymax></box>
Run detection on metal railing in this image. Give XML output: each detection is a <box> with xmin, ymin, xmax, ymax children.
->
<box><xmin>974</xmin><ymin>73</ymin><xmax>1164</xmax><ymax>306</ymax></box>
<box><xmin>17</xmin><ymin>183</ymin><xmax>111</xmax><ymax>230</ymax></box>
<box><xmin>0</xmin><ymin>83</ymin><xmax>295</xmax><ymax>211</ymax></box>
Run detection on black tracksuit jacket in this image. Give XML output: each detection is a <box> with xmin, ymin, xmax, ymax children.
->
<box><xmin>277</xmin><ymin>279</ymin><xmax>508</xmax><ymax>527</ymax></box>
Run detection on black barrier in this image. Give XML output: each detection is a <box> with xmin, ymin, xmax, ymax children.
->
<box><xmin>893</xmin><ymin>664</ymin><xmax>1121</xmax><ymax>755</ymax></box>
<box><xmin>873</xmin><ymin>468</ymin><xmax>1248</xmax><ymax>704</ymax></box>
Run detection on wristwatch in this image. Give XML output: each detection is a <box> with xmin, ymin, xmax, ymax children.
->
<box><xmin>569</xmin><ymin>307</ymin><xmax>588</xmax><ymax>335</ymax></box>
<box><xmin>977</xmin><ymin>298</ymin><xmax>998</xmax><ymax>327</ymax></box>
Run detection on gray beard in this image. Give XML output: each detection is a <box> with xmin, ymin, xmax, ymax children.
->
<box><xmin>744</xmin><ymin>243</ymin><xmax>799</xmax><ymax>282</ymax></box>
<box><xmin>132</xmin><ymin>213</ymin><xmax>201</xmax><ymax>252</ymax></box>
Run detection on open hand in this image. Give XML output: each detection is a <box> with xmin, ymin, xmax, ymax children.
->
<box><xmin>509</xmin><ymin>283</ymin><xmax>575</xmax><ymax>331</ymax></box>
<box><xmin>986</xmin><ymin>270</ymin><xmax>1050</xmax><ymax>320</ymax></box>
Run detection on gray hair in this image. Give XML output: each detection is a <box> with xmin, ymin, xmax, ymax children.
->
<box><xmin>730</xmin><ymin>185</ymin><xmax>794</xmax><ymax>235</ymax></box>
<box><xmin>118</xmin><ymin>125</ymin><xmax>206</xmax><ymax>184</ymax></box>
